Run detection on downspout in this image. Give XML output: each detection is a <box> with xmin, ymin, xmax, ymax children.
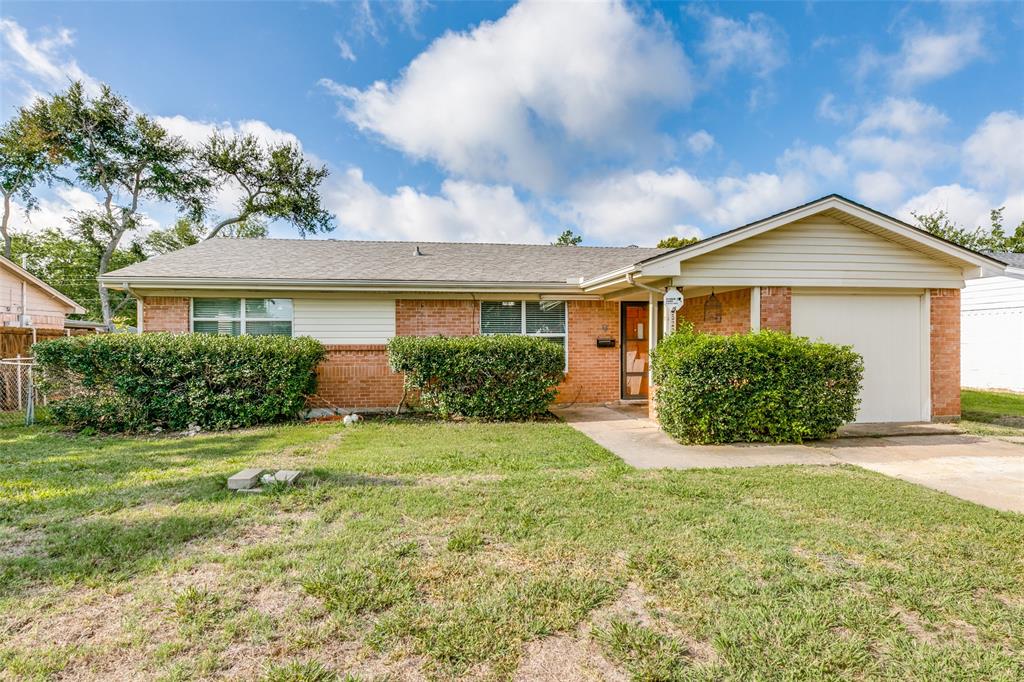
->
<box><xmin>625</xmin><ymin>273</ymin><xmax>665</xmax><ymax>295</ymax></box>
<box><xmin>124</xmin><ymin>282</ymin><xmax>142</xmax><ymax>334</ymax></box>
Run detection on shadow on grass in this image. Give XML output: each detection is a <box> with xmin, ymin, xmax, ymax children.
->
<box><xmin>0</xmin><ymin>512</ymin><xmax>235</xmax><ymax>595</ymax></box>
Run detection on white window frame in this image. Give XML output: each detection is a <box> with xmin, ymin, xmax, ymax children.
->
<box><xmin>479</xmin><ymin>300</ymin><xmax>568</xmax><ymax>371</ymax></box>
<box><xmin>190</xmin><ymin>297</ymin><xmax>294</xmax><ymax>337</ymax></box>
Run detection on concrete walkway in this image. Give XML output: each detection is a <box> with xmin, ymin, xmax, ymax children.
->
<box><xmin>555</xmin><ymin>404</ymin><xmax>1024</xmax><ymax>513</ymax></box>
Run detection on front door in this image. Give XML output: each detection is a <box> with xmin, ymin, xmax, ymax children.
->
<box><xmin>621</xmin><ymin>302</ymin><xmax>649</xmax><ymax>399</ymax></box>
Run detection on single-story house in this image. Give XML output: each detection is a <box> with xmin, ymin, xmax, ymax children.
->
<box><xmin>101</xmin><ymin>195</ymin><xmax>1007</xmax><ymax>423</ymax></box>
<box><xmin>1</xmin><ymin>254</ymin><xmax>85</xmax><ymax>331</ymax></box>
<box><xmin>961</xmin><ymin>251</ymin><xmax>1024</xmax><ymax>392</ymax></box>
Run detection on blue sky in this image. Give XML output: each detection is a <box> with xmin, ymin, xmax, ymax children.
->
<box><xmin>2</xmin><ymin>0</ymin><xmax>1022</xmax><ymax>246</ymax></box>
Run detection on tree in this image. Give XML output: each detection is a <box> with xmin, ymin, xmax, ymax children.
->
<box><xmin>913</xmin><ymin>207</ymin><xmax>1024</xmax><ymax>254</ymax></box>
<box><xmin>657</xmin><ymin>235</ymin><xmax>699</xmax><ymax>249</ymax></box>
<box><xmin>0</xmin><ymin>114</ymin><xmax>65</xmax><ymax>259</ymax></box>
<box><xmin>10</xmin><ymin>228</ymin><xmax>144</xmax><ymax>326</ymax></box>
<box><xmin>143</xmin><ymin>216</ymin><xmax>267</xmax><ymax>256</ymax></box>
<box><xmin>25</xmin><ymin>82</ymin><xmax>207</xmax><ymax>328</ymax></box>
<box><xmin>197</xmin><ymin>132</ymin><xmax>333</xmax><ymax>240</ymax></box>
<box><xmin>552</xmin><ymin>229</ymin><xmax>582</xmax><ymax>246</ymax></box>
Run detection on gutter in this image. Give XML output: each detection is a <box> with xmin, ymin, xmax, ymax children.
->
<box><xmin>625</xmin><ymin>273</ymin><xmax>666</xmax><ymax>295</ymax></box>
<box><xmin>98</xmin><ymin>277</ymin><xmax>587</xmax><ymax>294</ymax></box>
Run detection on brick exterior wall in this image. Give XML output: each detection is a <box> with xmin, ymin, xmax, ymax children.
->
<box><xmin>558</xmin><ymin>300</ymin><xmax>621</xmax><ymax>404</ymax></box>
<box><xmin>929</xmin><ymin>288</ymin><xmax>961</xmax><ymax>420</ymax></box>
<box><xmin>759</xmin><ymin>287</ymin><xmax>792</xmax><ymax>332</ymax></box>
<box><xmin>678</xmin><ymin>288</ymin><xmax>751</xmax><ymax>335</ymax></box>
<box><xmin>142</xmin><ymin>296</ymin><xmax>190</xmax><ymax>333</ymax></box>
<box><xmin>395</xmin><ymin>299</ymin><xmax>478</xmax><ymax>336</ymax></box>
<box><xmin>311</xmin><ymin>344</ymin><xmax>405</xmax><ymax>409</ymax></box>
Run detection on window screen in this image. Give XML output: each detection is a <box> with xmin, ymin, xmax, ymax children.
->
<box><xmin>480</xmin><ymin>300</ymin><xmax>566</xmax><ymax>370</ymax></box>
<box><xmin>192</xmin><ymin>298</ymin><xmax>293</xmax><ymax>337</ymax></box>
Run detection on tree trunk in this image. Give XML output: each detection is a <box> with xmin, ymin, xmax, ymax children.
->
<box><xmin>204</xmin><ymin>213</ymin><xmax>246</xmax><ymax>240</ymax></box>
<box><xmin>1</xmin><ymin>191</ymin><xmax>11</xmax><ymax>261</ymax></box>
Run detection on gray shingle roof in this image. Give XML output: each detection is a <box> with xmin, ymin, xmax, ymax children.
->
<box><xmin>104</xmin><ymin>239</ymin><xmax>671</xmax><ymax>284</ymax></box>
<box><xmin>985</xmin><ymin>251</ymin><xmax>1024</xmax><ymax>268</ymax></box>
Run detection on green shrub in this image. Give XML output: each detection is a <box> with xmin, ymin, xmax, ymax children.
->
<box><xmin>387</xmin><ymin>335</ymin><xmax>564</xmax><ymax>420</ymax></box>
<box><xmin>651</xmin><ymin>325</ymin><xmax>863</xmax><ymax>444</ymax></box>
<box><xmin>34</xmin><ymin>333</ymin><xmax>325</xmax><ymax>432</ymax></box>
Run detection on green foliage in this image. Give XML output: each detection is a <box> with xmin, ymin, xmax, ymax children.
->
<box><xmin>259</xmin><ymin>661</ymin><xmax>341</xmax><ymax>682</ymax></box>
<box><xmin>10</xmin><ymin>228</ymin><xmax>144</xmax><ymax>325</ymax></box>
<box><xmin>913</xmin><ymin>206</ymin><xmax>1024</xmax><ymax>253</ymax></box>
<box><xmin>199</xmin><ymin>132</ymin><xmax>333</xmax><ymax>239</ymax></box>
<box><xmin>1</xmin><ymin>111</ymin><xmax>67</xmax><ymax>258</ymax></box>
<box><xmin>387</xmin><ymin>335</ymin><xmax>564</xmax><ymax>420</ymax></box>
<box><xmin>143</xmin><ymin>216</ymin><xmax>268</xmax><ymax>256</ymax></box>
<box><xmin>656</xmin><ymin>235</ymin><xmax>700</xmax><ymax>249</ymax></box>
<box><xmin>33</xmin><ymin>333</ymin><xmax>325</xmax><ymax>432</ymax></box>
<box><xmin>552</xmin><ymin>229</ymin><xmax>583</xmax><ymax>246</ymax></box>
<box><xmin>652</xmin><ymin>325</ymin><xmax>863</xmax><ymax>444</ymax></box>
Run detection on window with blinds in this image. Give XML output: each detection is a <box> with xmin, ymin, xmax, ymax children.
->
<box><xmin>192</xmin><ymin>298</ymin><xmax>293</xmax><ymax>337</ymax></box>
<box><xmin>480</xmin><ymin>300</ymin><xmax>567</xmax><ymax>369</ymax></box>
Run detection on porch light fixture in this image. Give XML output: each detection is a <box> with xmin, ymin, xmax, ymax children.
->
<box><xmin>704</xmin><ymin>289</ymin><xmax>722</xmax><ymax>323</ymax></box>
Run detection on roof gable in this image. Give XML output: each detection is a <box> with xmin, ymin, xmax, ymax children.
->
<box><xmin>0</xmin><ymin>256</ymin><xmax>85</xmax><ymax>314</ymax></box>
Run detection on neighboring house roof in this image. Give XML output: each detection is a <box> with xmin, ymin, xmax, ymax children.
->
<box><xmin>0</xmin><ymin>255</ymin><xmax>86</xmax><ymax>314</ymax></box>
<box><xmin>102</xmin><ymin>239</ymin><xmax>670</xmax><ymax>288</ymax></box>
<box><xmin>984</xmin><ymin>251</ymin><xmax>1024</xmax><ymax>268</ymax></box>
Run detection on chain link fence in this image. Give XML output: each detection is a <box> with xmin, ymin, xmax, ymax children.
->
<box><xmin>0</xmin><ymin>356</ymin><xmax>39</xmax><ymax>428</ymax></box>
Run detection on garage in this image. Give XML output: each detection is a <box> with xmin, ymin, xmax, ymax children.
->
<box><xmin>792</xmin><ymin>291</ymin><xmax>928</xmax><ymax>423</ymax></box>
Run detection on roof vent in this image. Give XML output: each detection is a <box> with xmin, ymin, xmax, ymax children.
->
<box><xmin>413</xmin><ymin>245</ymin><xmax>423</xmax><ymax>256</ymax></box>
<box><xmin>628</xmin><ymin>244</ymin><xmax>639</xmax><ymax>248</ymax></box>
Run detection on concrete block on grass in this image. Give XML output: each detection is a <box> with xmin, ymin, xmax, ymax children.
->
<box><xmin>228</xmin><ymin>468</ymin><xmax>264</xmax><ymax>490</ymax></box>
<box><xmin>275</xmin><ymin>470</ymin><xmax>301</xmax><ymax>485</ymax></box>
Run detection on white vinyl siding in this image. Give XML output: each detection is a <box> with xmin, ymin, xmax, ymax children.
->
<box><xmin>961</xmin><ymin>275</ymin><xmax>1024</xmax><ymax>391</ymax></box>
<box><xmin>292</xmin><ymin>298</ymin><xmax>395</xmax><ymax>344</ymax></box>
<box><xmin>677</xmin><ymin>217</ymin><xmax>964</xmax><ymax>288</ymax></box>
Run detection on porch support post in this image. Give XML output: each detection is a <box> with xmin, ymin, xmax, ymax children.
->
<box><xmin>648</xmin><ymin>291</ymin><xmax>658</xmax><ymax>420</ymax></box>
<box><xmin>750</xmin><ymin>286</ymin><xmax>760</xmax><ymax>332</ymax></box>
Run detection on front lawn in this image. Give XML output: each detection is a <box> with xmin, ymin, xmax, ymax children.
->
<box><xmin>1</xmin><ymin>420</ymin><xmax>1021</xmax><ymax>680</ymax></box>
<box><xmin>960</xmin><ymin>389</ymin><xmax>1024</xmax><ymax>437</ymax></box>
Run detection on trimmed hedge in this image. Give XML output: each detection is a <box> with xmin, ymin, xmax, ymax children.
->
<box><xmin>34</xmin><ymin>333</ymin><xmax>326</xmax><ymax>432</ymax></box>
<box><xmin>651</xmin><ymin>325</ymin><xmax>863</xmax><ymax>444</ymax></box>
<box><xmin>387</xmin><ymin>335</ymin><xmax>564</xmax><ymax>420</ymax></box>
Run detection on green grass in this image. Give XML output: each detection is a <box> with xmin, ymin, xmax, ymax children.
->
<box><xmin>1</xmin><ymin>419</ymin><xmax>1022</xmax><ymax>680</ymax></box>
<box><xmin>959</xmin><ymin>389</ymin><xmax>1024</xmax><ymax>438</ymax></box>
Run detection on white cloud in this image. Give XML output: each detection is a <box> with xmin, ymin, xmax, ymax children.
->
<box><xmin>562</xmin><ymin>169</ymin><xmax>715</xmax><ymax>244</ymax></box>
<box><xmin>324</xmin><ymin>167</ymin><xmax>547</xmax><ymax>243</ymax></box>
<box><xmin>855</xmin><ymin>20</ymin><xmax>985</xmax><ymax>89</ymax></box>
<box><xmin>334</xmin><ymin>36</ymin><xmax>357</xmax><ymax>62</ymax></box>
<box><xmin>778</xmin><ymin>144</ymin><xmax>847</xmax><ymax>180</ymax></box>
<box><xmin>562</xmin><ymin>159</ymin><xmax>822</xmax><ymax>245</ymax></box>
<box><xmin>322</xmin><ymin>0</ymin><xmax>693</xmax><ymax>190</ymax></box>
<box><xmin>7</xmin><ymin>187</ymin><xmax>101</xmax><ymax>233</ymax></box>
<box><xmin>0</xmin><ymin>18</ymin><xmax>101</xmax><ymax>104</ymax></box>
<box><xmin>856</xmin><ymin>97</ymin><xmax>948</xmax><ymax>136</ymax></box>
<box><xmin>854</xmin><ymin>170</ymin><xmax>906</xmax><ymax>206</ymax></box>
<box><xmin>962</xmin><ymin>111</ymin><xmax>1024</xmax><ymax>192</ymax></box>
<box><xmin>686</xmin><ymin>130</ymin><xmax>715</xmax><ymax>155</ymax></box>
<box><xmin>395</xmin><ymin>0</ymin><xmax>431</xmax><ymax>35</ymax></box>
<box><xmin>816</xmin><ymin>92</ymin><xmax>854</xmax><ymax>123</ymax></box>
<box><xmin>896</xmin><ymin>184</ymin><xmax>992</xmax><ymax>230</ymax></box>
<box><xmin>155</xmin><ymin>115</ymin><xmax>302</xmax><ymax>149</ymax></box>
<box><xmin>695</xmin><ymin>10</ymin><xmax>786</xmax><ymax>79</ymax></box>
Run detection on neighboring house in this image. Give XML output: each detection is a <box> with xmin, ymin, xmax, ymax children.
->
<box><xmin>101</xmin><ymin>195</ymin><xmax>1006</xmax><ymax>424</ymax></box>
<box><xmin>0</xmin><ymin>255</ymin><xmax>85</xmax><ymax>331</ymax></box>
<box><xmin>961</xmin><ymin>252</ymin><xmax>1024</xmax><ymax>392</ymax></box>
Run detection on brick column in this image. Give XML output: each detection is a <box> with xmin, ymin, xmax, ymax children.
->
<box><xmin>142</xmin><ymin>297</ymin><xmax>190</xmax><ymax>333</ymax></box>
<box><xmin>759</xmin><ymin>287</ymin><xmax>791</xmax><ymax>332</ymax></box>
<box><xmin>929</xmin><ymin>288</ymin><xmax>961</xmax><ymax>420</ymax></box>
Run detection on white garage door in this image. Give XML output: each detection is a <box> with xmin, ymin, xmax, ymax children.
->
<box><xmin>791</xmin><ymin>292</ymin><xmax>927</xmax><ymax>423</ymax></box>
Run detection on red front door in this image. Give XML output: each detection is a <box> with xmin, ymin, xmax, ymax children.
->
<box><xmin>621</xmin><ymin>302</ymin><xmax>649</xmax><ymax>399</ymax></box>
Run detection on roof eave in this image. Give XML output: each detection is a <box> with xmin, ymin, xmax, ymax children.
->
<box><xmin>99</xmin><ymin>276</ymin><xmax>589</xmax><ymax>294</ymax></box>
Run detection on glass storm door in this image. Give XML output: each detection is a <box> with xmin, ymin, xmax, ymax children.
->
<box><xmin>621</xmin><ymin>302</ymin><xmax>649</xmax><ymax>399</ymax></box>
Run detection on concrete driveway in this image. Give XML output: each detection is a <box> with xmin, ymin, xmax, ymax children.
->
<box><xmin>555</xmin><ymin>404</ymin><xmax>1024</xmax><ymax>513</ymax></box>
